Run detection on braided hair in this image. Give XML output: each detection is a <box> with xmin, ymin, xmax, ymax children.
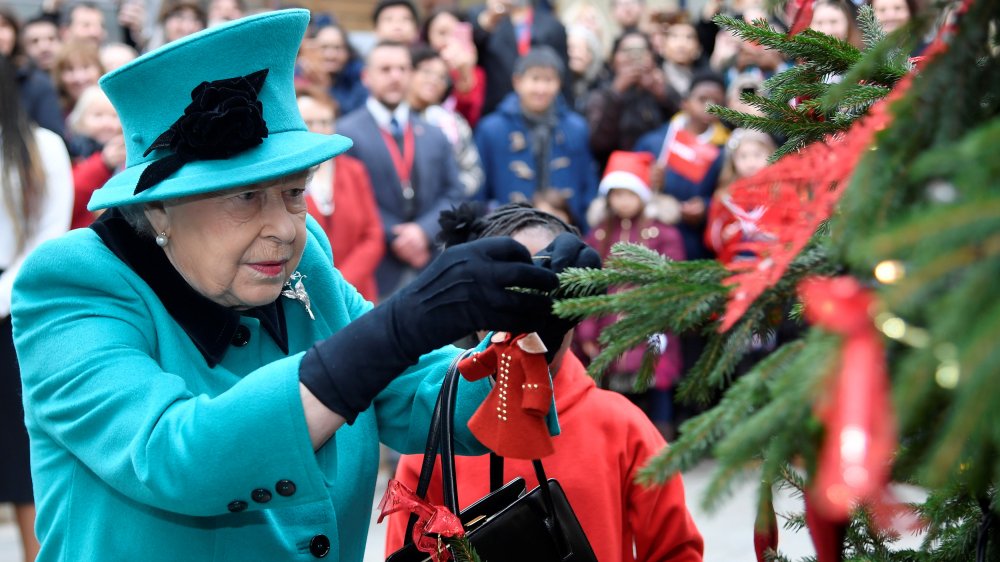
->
<box><xmin>438</xmin><ymin>202</ymin><xmax>579</xmax><ymax>248</ymax></box>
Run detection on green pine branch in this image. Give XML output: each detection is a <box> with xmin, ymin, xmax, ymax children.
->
<box><xmin>714</xmin><ymin>15</ymin><xmax>862</xmax><ymax>69</ymax></box>
<box><xmin>708</xmin><ymin>9</ymin><xmax>907</xmax><ymax>160</ymax></box>
<box><xmin>445</xmin><ymin>536</ymin><xmax>484</xmax><ymax>562</ymax></box>
<box><xmin>555</xmin><ymin>0</ymin><xmax>1000</xmax><ymax>558</ymax></box>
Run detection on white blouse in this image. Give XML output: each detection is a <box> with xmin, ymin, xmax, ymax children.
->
<box><xmin>0</xmin><ymin>127</ymin><xmax>73</xmax><ymax>318</ymax></box>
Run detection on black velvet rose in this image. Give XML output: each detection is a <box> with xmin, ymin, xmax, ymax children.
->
<box><xmin>134</xmin><ymin>68</ymin><xmax>270</xmax><ymax>194</ymax></box>
<box><xmin>436</xmin><ymin>202</ymin><xmax>486</xmax><ymax>247</ymax></box>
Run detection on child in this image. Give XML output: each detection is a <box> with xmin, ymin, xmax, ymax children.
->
<box><xmin>475</xmin><ymin>46</ymin><xmax>598</xmax><ymax>227</ymax></box>
<box><xmin>810</xmin><ymin>0</ymin><xmax>862</xmax><ymax>47</ymax></box>
<box><xmin>705</xmin><ymin>128</ymin><xmax>778</xmax><ymax>264</ymax></box>
<box><xmin>385</xmin><ymin>202</ymin><xmax>704</xmax><ymax>562</ymax></box>
<box><xmin>635</xmin><ymin>70</ymin><xmax>730</xmax><ymax>260</ymax></box>
<box><xmin>575</xmin><ymin>151</ymin><xmax>686</xmax><ymax>439</ymax></box>
<box><xmin>66</xmin><ymin>85</ymin><xmax>125</xmax><ymax>229</ymax></box>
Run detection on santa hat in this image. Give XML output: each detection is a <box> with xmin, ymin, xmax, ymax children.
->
<box><xmin>599</xmin><ymin>150</ymin><xmax>653</xmax><ymax>203</ymax></box>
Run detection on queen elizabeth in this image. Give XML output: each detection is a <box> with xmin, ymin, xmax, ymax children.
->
<box><xmin>10</xmin><ymin>10</ymin><xmax>595</xmax><ymax>561</ymax></box>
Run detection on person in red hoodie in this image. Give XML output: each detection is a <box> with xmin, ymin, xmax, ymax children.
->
<box><xmin>384</xmin><ymin>202</ymin><xmax>704</xmax><ymax>562</ymax></box>
<box><xmin>296</xmin><ymin>89</ymin><xmax>385</xmax><ymax>302</ymax></box>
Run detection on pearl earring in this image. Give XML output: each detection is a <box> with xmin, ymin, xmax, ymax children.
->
<box><xmin>155</xmin><ymin>232</ymin><xmax>169</xmax><ymax>247</ymax></box>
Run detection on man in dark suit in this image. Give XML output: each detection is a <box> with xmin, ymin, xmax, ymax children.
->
<box><xmin>337</xmin><ymin>41</ymin><xmax>464</xmax><ymax>299</ymax></box>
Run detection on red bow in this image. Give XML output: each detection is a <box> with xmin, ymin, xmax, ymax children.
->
<box><xmin>800</xmin><ymin>277</ymin><xmax>896</xmax><ymax>523</ymax></box>
<box><xmin>378</xmin><ymin>479</ymin><xmax>466</xmax><ymax>561</ymax></box>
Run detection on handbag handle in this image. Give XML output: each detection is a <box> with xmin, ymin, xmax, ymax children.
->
<box><xmin>407</xmin><ymin>349</ymin><xmax>571</xmax><ymax>558</ymax></box>
<box><xmin>439</xmin><ymin>360</ymin><xmax>571</xmax><ymax>559</ymax></box>
<box><xmin>404</xmin><ymin>349</ymin><xmax>472</xmax><ymax>544</ymax></box>
<box><xmin>491</xmin><ymin>453</ymin><xmax>569</xmax><ymax>556</ymax></box>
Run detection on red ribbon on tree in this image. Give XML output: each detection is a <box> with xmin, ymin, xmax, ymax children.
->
<box><xmin>805</xmin><ymin>490</ymin><xmax>849</xmax><ymax>562</ymax></box>
<box><xmin>800</xmin><ymin>277</ymin><xmax>896</xmax><ymax>525</ymax></box>
<box><xmin>378</xmin><ymin>479</ymin><xmax>466</xmax><ymax>561</ymax></box>
<box><xmin>753</xmin><ymin>486</ymin><xmax>779</xmax><ymax>562</ymax></box>
<box><xmin>787</xmin><ymin>0</ymin><xmax>815</xmax><ymax>36</ymax></box>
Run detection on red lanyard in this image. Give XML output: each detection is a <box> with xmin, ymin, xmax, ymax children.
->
<box><xmin>516</xmin><ymin>9</ymin><xmax>534</xmax><ymax>57</ymax></box>
<box><xmin>379</xmin><ymin>122</ymin><xmax>416</xmax><ymax>200</ymax></box>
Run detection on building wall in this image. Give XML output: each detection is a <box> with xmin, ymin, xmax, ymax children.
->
<box><xmin>275</xmin><ymin>0</ymin><xmax>379</xmax><ymax>32</ymax></box>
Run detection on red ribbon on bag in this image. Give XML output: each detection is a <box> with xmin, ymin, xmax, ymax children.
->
<box><xmin>800</xmin><ymin>277</ymin><xmax>896</xmax><ymax>523</ymax></box>
<box><xmin>378</xmin><ymin>479</ymin><xmax>466</xmax><ymax>561</ymax></box>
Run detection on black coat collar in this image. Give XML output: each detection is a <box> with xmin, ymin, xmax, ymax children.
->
<box><xmin>91</xmin><ymin>209</ymin><xmax>289</xmax><ymax>367</ymax></box>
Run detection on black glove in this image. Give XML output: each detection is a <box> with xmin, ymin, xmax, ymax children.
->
<box><xmin>532</xmin><ymin>233</ymin><xmax>602</xmax><ymax>362</ymax></box>
<box><xmin>299</xmin><ymin>237</ymin><xmax>559</xmax><ymax>423</ymax></box>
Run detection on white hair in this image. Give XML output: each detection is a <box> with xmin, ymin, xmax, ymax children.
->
<box><xmin>66</xmin><ymin>85</ymin><xmax>111</xmax><ymax>136</ymax></box>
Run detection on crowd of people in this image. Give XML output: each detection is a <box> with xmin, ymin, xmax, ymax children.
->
<box><xmin>0</xmin><ymin>0</ymin><xmax>923</xmax><ymax>560</ymax></box>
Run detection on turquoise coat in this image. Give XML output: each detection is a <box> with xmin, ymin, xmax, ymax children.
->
<box><xmin>11</xmin><ymin>218</ymin><xmax>491</xmax><ymax>561</ymax></box>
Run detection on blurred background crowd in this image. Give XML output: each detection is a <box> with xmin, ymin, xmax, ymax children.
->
<box><xmin>0</xmin><ymin>0</ymin><xmax>930</xmax><ymax>443</ymax></box>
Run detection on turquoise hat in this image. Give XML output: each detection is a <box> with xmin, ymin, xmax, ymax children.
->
<box><xmin>87</xmin><ymin>9</ymin><xmax>353</xmax><ymax>211</ymax></box>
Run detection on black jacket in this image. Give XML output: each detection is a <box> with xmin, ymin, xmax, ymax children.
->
<box><xmin>16</xmin><ymin>64</ymin><xmax>65</xmax><ymax>138</ymax></box>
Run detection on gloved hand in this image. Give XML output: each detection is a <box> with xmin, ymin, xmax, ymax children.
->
<box><xmin>300</xmin><ymin>237</ymin><xmax>559</xmax><ymax>423</ymax></box>
<box><xmin>532</xmin><ymin>233</ymin><xmax>602</xmax><ymax>362</ymax></box>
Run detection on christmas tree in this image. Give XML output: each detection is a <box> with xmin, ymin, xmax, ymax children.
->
<box><xmin>554</xmin><ymin>0</ymin><xmax>1000</xmax><ymax>559</ymax></box>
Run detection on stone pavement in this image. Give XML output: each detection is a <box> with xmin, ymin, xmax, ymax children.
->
<box><xmin>2</xmin><ymin>461</ymin><xmax>924</xmax><ymax>562</ymax></box>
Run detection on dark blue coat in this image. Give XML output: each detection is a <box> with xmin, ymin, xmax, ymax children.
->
<box><xmin>17</xmin><ymin>65</ymin><xmax>64</xmax><ymax>138</ymax></box>
<box><xmin>329</xmin><ymin>59</ymin><xmax>368</xmax><ymax>117</ymax></box>
<box><xmin>474</xmin><ymin>93</ymin><xmax>598</xmax><ymax>227</ymax></box>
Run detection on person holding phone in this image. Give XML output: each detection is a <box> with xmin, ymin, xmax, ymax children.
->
<box><xmin>584</xmin><ymin>30</ymin><xmax>677</xmax><ymax>171</ymax></box>
<box><xmin>421</xmin><ymin>8</ymin><xmax>486</xmax><ymax>127</ymax></box>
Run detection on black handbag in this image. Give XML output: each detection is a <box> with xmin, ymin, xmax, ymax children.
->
<box><xmin>386</xmin><ymin>349</ymin><xmax>598</xmax><ymax>562</ymax></box>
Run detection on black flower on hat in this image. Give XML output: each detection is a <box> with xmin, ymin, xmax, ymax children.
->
<box><xmin>134</xmin><ymin>68</ymin><xmax>270</xmax><ymax>194</ymax></box>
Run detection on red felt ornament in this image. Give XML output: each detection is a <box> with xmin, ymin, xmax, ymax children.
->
<box><xmin>458</xmin><ymin>332</ymin><xmax>555</xmax><ymax>459</ymax></box>
<box><xmin>754</xmin><ymin>486</ymin><xmax>779</xmax><ymax>562</ymax></box>
<box><xmin>378</xmin><ymin>479</ymin><xmax>466</xmax><ymax>561</ymax></box>
<box><xmin>805</xmin><ymin>490</ymin><xmax>848</xmax><ymax>562</ymax></box>
<box><xmin>800</xmin><ymin>277</ymin><xmax>896</xmax><ymax>524</ymax></box>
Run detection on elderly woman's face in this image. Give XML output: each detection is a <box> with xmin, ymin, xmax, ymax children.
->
<box><xmin>146</xmin><ymin>174</ymin><xmax>309</xmax><ymax>309</ymax></box>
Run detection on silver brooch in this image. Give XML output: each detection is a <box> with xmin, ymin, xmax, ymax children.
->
<box><xmin>281</xmin><ymin>271</ymin><xmax>314</xmax><ymax>320</ymax></box>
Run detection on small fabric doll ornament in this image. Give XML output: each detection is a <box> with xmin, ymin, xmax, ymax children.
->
<box><xmin>458</xmin><ymin>332</ymin><xmax>555</xmax><ymax>459</ymax></box>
